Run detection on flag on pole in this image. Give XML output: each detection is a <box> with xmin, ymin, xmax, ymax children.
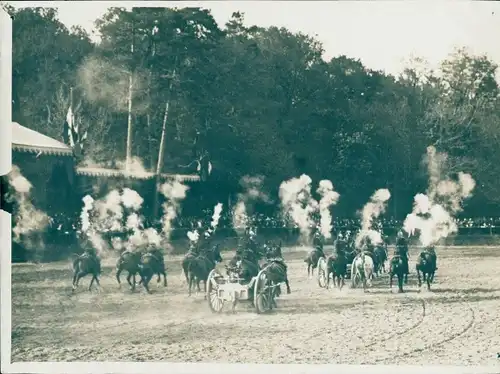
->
<box><xmin>62</xmin><ymin>106</ymin><xmax>76</xmax><ymax>147</ymax></box>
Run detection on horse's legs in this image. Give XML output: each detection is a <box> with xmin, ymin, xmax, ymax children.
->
<box><xmin>116</xmin><ymin>267</ymin><xmax>122</xmax><ymax>288</ymax></box>
<box><xmin>417</xmin><ymin>269</ymin><xmax>422</xmax><ymax>287</ymax></box>
<box><xmin>307</xmin><ymin>263</ymin><xmax>311</xmax><ymax>278</ymax></box>
<box><xmin>427</xmin><ymin>272</ymin><xmax>432</xmax><ymax>291</ymax></box>
<box><xmin>162</xmin><ymin>271</ymin><xmax>167</xmax><ymax>287</ymax></box>
<box><xmin>126</xmin><ymin>273</ymin><xmax>135</xmax><ymax>290</ymax></box>
<box><xmin>398</xmin><ymin>273</ymin><xmax>404</xmax><ymax>293</ymax></box>
<box><xmin>72</xmin><ymin>271</ymin><xmax>79</xmax><ymax>291</ymax></box>
<box><xmin>89</xmin><ymin>275</ymin><xmax>95</xmax><ymax>291</ymax></box>
<box><xmin>325</xmin><ymin>270</ymin><xmax>330</xmax><ymax>289</ymax></box>
<box><xmin>285</xmin><ymin>277</ymin><xmax>291</xmax><ymax>294</ymax></box>
<box><xmin>75</xmin><ymin>271</ymin><xmax>85</xmax><ymax>287</ymax></box>
<box><xmin>389</xmin><ymin>273</ymin><xmax>393</xmax><ymax>289</ymax></box>
<box><xmin>143</xmin><ymin>274</ymin><xmax>152</xmax><ymax>293</ymax></box>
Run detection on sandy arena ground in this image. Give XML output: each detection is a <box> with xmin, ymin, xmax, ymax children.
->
<box><xmin>10</xmin><ymin>245</ymin><xmax>500</xmax><ymax>365</ymax></box>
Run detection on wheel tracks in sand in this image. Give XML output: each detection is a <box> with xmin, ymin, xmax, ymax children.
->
<box><xmin>368</xmin><ymin>293</ymin><xmax>476</xmax><ymax>364</ymax></box>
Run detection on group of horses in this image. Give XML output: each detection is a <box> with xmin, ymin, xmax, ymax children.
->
<box><xmin>305</xmin><ymin>235</ymin><xmax>438</xmax><ymax>293</ymax></box>
<box><xmin>71</xmin><ymin>238</ymin><xmax>293</xmax><ymax>300</ymax></box>
<box><xmin>71</xmin><ymin>247</ymin><xmax>167</xmax><ymax>293</ymax></box>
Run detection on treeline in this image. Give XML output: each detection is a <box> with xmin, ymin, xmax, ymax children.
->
<box><xmin>7</xmin><ymin>6</ymin><xmax>500</xmax><ymax>218</ymax></box>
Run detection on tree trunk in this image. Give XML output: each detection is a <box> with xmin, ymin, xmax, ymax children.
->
<box><xmin>125</xmin><ymin>74</ymin><xmax>133</xmax><ymax>171</ymax></box>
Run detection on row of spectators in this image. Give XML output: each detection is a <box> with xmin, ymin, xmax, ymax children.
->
<box><xmin>44</xmin><ymin>211</ymin><xmax>500</xmax><ymax>234</ymax></box>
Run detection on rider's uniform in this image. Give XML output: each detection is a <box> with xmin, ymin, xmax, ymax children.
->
<box><xmin>395</xmin><ymin>235</ymin><xmax>410</xmax><ymax>275</ymax></box>
<box><xmin>312</xmin><ymin>234</ymin><xmax>325</xmax><ymax>257</ymax></box>
<box><xmin>423</xmin><ymin>246</ymin><xmax>438</xmax><ymax>269</ymax></box>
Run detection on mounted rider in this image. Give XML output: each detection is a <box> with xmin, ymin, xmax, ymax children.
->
<box><xmin>334</xmin><ymin>231</ymin><xmax>348</xmax><ymax>253</ymax></box>
<box><xmin>312</xmin><ymin>228</ymin><xmax>325</xmax><ymax>257</ymax></box>
<box><xmin>395</xmin><ymin>230</ymin><xmax>410</xmax><ymax>275</ymax></box>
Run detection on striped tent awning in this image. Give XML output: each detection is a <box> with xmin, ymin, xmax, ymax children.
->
<box><xmin>76</xmin><ymin>166</ymin><xmax>200</xmax><ymax>182</ymax></box>
<box><xmin>12</xmin><ymin>122</ymin><xmax>73</xmax><ymax>156</ymax></box>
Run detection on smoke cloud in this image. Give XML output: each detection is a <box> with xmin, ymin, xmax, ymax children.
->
<box><xmin>403</xmin><ymin>146</ymin><xmax>476</xmax><ymax>247</ymax></box>
<box><xmin>232</xmin><ymin>175</ymin><xmax>269</xmax><ymax>233</ymax></box>
<box><xmin>77</xmin><ymin>56</ymin><xmax>149</xmax><ymax>114</ymax></box>
<box><xmin>355</xmin><ymin>188</ymin><xmax>391</xmax><ymax>249</ymax></box>
<box><xmin>316</xmin><ymin>180</ymin><xmax>340</xmax><ymax>239</ymax></box>
<box><xmin>159</xmin><ymin>179</ymin><xmax>189</xmax><ymax>241</ymax></box>
<box><xmin>205</xmin><ymin>203</ymin><xmax>223</xmax><ymax>238</ymax></box>
<box><xmin>279</xmin><ymin>174</ymin><xmax>319</xmax><ymax>243</ymax></box>
<box><xmin>8</xmin><ymin>166</ymin><xmax>50</xmax><ymax>248</ymax></box>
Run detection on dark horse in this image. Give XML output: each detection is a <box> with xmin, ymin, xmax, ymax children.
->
<box><xmin>416</xmin><ymin>247</ymin><xmax>437</xmax><ymax>291</ymax></box>
<box><xmin>260</xmin><ymin>257</ymin><xmax>291</xmax><ymax>299</ymax></box>
<box><xmin>138</xmin><ymin>250</ymin><xmax>168</xmax><ymax>293</ymax></box>
<box><xmin>304</xmin><ymin>246</ymin><xmax>325</xmax><ymax>278</ymax></box>
<box><xmin>187</xmin><ymin>244</ymin><xmax>223</xmax><ymax>296</ymax></box>
<box><xmin>116</xmin><ymin>250</ymin><xmax>142</xmax><ymax>291</ymax></box>
<box><xmin>325</xmin><ymin>244</ymin><xmax>348</xmax><ymax>290</ymax></box>
<box><xmin>72</xmin><ymin>252</ymin><xmax>101</xmax><ymax>292</ymax></box>
<box><xmin>373</xmin><ymin>243</ymin><xmax>388</xmax><ymax>276</ymax></box>
<box><xmin>389</xmin><ymin>255</ymin><xmax>405</xmax><ymax>293</ymax></box>
<box><xmin>182</xmin><ymin>245</ymin><xmax>200</xmax><ymax>284</ymax></box>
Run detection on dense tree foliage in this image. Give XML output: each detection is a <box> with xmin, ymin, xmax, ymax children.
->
<box><xmin>9</xmin><ymin>7</ymin><xmax>500</xmax><ymax>217</ymax></box>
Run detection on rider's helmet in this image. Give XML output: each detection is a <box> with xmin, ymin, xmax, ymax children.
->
<box><xmin>397</xmin><ymin>230</ymin><xmax>404</xmax><ymax>239</ymax></box>
<box><xmin>337</xmin><ymin>232</ymin><xmax>344</xmax><ymax>240</ymax></box>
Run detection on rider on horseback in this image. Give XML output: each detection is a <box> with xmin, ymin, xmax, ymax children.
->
<box><xmin>395</xmin><ymin>230</ymin><xmax>410</xmax><ymax>275</ymax></box>
<box><xmin>312</xmin><ymin>230</ymin><xmax>325</xmax><ymax>257</ymax></box>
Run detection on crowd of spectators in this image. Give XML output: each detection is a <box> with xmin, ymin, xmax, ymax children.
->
<box><xmin>44</xmin><ymin>210</ymin><xmax>500</xmax><ymax>235</ymax></box>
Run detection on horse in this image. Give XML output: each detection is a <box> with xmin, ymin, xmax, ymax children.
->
<box><xmin>351</xmin><ymin>252</ymin><xmax>374</xmax><ymax>292</ymax></box>
<box><xmin>182</xmin><ymin>246</ymin><xmax>200</xmax><ymax>284</ymax></box>
<box><xmin>72</xmin><ymin>252</ymin><xmax>101</xmax><ymax>292</ymax></box>
<box><xmin>325</xmin><ymin>245</ymin><xmax>348</xmax><ymax>290</ymax></box>
<box><xmin>416</xmin><ymin>248</ymin><xmax>437</xmax><ymax>291</ymax></box>
<box><xmin>260</xmin><ymin>258</ymin><xmax>291</xmax><ymax>304</ymax></box>
<box><xmin>304</xmin><ymin>246</ymin><xmax>325</xmax><ymax>278</ymax></box>
<box><xmin>265</xmin><ymin>240</ymin><xmax>283</xmax><ymax>259</ymax></box>
<box><xmin>389</xmin><ymin>255</ymin><xmax>405</xmax><ymax>293</ymax></box>
<box><xmin>187</xmin><ymin>244</ymin><xmax>223</xmax><ymax>297</ymax></box>
<box><xmin>137</xmin><ymin>250</ymin><xmax>167</xmax><ymax>293</ymax></box>
<box><xmin>115</xmin><ymin>250</ymin><xmax>143</xmax><ymax>291</ymax></box>
<box><xmin>373</xmin><ymin>243</ymin><xmax>388</xmax><ymax>276</ymax></box>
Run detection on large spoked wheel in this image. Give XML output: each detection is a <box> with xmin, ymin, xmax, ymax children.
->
<box><xmin>317</xmin><ymin>257</ymin><xmax>327</xmax><ymax>288</ymax></box>
<box><xmin>207</xmin><ymin>269</ymin><xmax>224</xmax><ymax>313</ymax></box>
<box><xmin>254</xmin><ymin>269</ymin><xmax>273</xmax><ymax>314</ymax></box>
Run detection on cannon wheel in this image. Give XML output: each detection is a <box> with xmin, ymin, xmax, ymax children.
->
<box><xmin>317</xmin><ymin>257</ymin><xmax>328</xmax><ymax>288</ymax></box>
<box><xmin>254</xmin><ymin>269</ymin><xmax>274</xmax><ymax>314</ymax></box>
<box><xmin>207</xmin><ymin>269</ymin><xmax>224</xmax><ymax>313</ymax></box>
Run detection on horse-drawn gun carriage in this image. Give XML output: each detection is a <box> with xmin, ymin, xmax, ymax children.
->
<box><xmin>206</xmin><ymin>266</ymin><xmax>280</xmax><ymax>314</ymax></box>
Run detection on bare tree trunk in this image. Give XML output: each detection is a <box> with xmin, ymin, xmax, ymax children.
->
<box><xmin>153</xmin><ymin>100</ymin><xmax>171</xmax><ymax>218</ymax></box>
<box><xmin>125</xmin><ymin>73</ymin><xmax>133</xmax><ymax>171</ymax></box>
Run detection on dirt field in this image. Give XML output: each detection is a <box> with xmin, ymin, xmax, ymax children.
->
<box><xmin>10</xmin><ymin>245</ymin><xmax>500</xmax><ymax>365</ymax></box>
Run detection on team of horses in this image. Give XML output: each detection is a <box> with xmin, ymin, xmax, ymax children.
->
<box><xmin>305</xmin><ymin>236</ymin><xmax>438</xmax><ymax>293</ymax></box>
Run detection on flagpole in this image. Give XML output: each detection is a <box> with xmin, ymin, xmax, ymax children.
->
<box><xmin>69</xmin><ymin>87</ymin><xmax>74</xmax><ymax>126</ymax></box>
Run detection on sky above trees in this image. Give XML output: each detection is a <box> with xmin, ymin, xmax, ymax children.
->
<box><xmin>9</xmin><ymin>1</ymin><xmax>500</xmax><ymax>77</ymax></box>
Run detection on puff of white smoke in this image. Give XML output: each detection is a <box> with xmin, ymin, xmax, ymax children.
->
<box><xmin>211</xmin><ymin>203</ymin><xmax>223</xmax><ymax>230</ymax></box>
<box><xmin>187</xmin><ymin>230</ymin><xmax>200</xmax><ymax>243</ymax></box>
<box><xmin>9</xmin><ymin>166</ymin><xmax>50</xmax><ymax>243</ymax></box>
<box><xmin>81</xmin><ymin>195</ymin><xmax>94</xmax><ymax>233</ymax></box>
<box><xmin>232</xmin><ymin>201</ymin><xmax>248</xmax><ymax>229</ymax></box>
<box><xmin>360</xmin><ymin>188</ymin><xmax>391</xmax><ymax>231</ymax></box>
<box><xmin>121</xmin><ymin>188</ymin><xmax>144</xmax><ymax>211</ymax></box>
<box><xmin>316</xmin><ymin>180</ymin><xmax>340</xmax><ymax>239</ymax></box>
<box><xmin>94</xmin><ymin>189</ymin><xmax>124</xmax><ymax>232</ymax></box>
<box><xmin>279</xmin><ymin>174</ymin><xmax>318</xmax><ymax>242</ymax></box>
<box><xmin>159</xmin><ymin>180</ymin><xmax>189</xmax><ymax>240</ymax></box>
<box><xmin>111</xmin><ymin>237</ymin><xmax>125</xmax><ymax>251</ymax></box>
<box><xmin>87</xmin><ymin>230</ymin><xmax>109</xmax><ymax>256</ymax></box>
<box><xmin>355</xmin><ymin>188</ymin><xmax>391</xmax><ymax>249</ymax></box>
<box><xmin>403</xmin><ymin>147</ymin><xmax>475</xmax><ymax>247</ymax></box>
<box><xmin>143</xmin><ymin>228</ymin><xmax>162</xmax><ymax>247</ymax></box>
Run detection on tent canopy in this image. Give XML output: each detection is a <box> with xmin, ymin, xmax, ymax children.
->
<box><xmin>12</xmin><ymin>122</ymin><xmax>73</xmax><ymax>156</ymax></box>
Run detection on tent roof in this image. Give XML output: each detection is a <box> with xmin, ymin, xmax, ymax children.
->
<box><xmin>12</xmin><ymin>122</ymin><xmax>73</xmax><ymax>156</ymax></box>
<box><xmin>76</xmin><ymin>166</ymin><xmax>200</xmax><ymax>182</ymax></box>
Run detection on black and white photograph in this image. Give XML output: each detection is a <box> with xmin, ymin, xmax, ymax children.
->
<box><xmin>1</xmin><ymin>0</ymin><xmax>500</xmax><ymax>371</ymax></box>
